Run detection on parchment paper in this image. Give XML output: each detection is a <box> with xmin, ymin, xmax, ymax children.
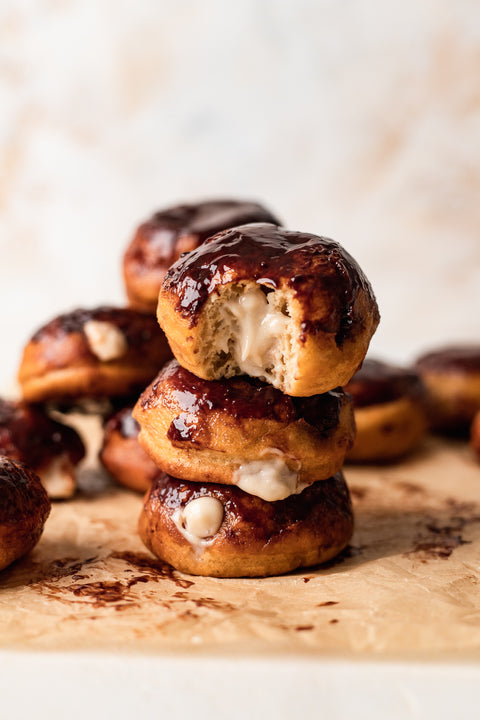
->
<box><xmin>1</xmin><ymin>430</ymin><xmax>480</xmax><ymax>659</ymax></box>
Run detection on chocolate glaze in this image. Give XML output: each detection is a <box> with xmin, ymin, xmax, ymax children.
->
<box><xmin>345</xmin><ymin>358</ymin><xmax>425</xmax><ymax>408</ymax></box>
<box><xmin>161</xmin><ymin>223</ymin><xmax>377</xmax><ymax>346</ymax></box>
<box><xmin>126</xmin><ymin>200</ymin><xmax>281</xmax><ymax>272</ymax></box>
<box><xmin>147</xmin><ymin>471</ymin><xmax>352</xmax><ymax>545</ymax></box>
<box><xmin>0</xmin><ymin>398</ymin><xmax>85</xmax><ymax>470</ymax></box>
<box><xmin>415</xmin><ymin>345</ymin><xmax>480</xmax><ymax>374</ymax></box>
<box><xmin>0</xmin><ymin>456</ymin><xmax>50</xmax><ymax>524</ymax></box>
<box><xmin>141</xmin><ymin>359</ymin><xmax>346</xmax><ymax>445</ymax></box>
<box><xmin>30</xmin><ymin>306</ymin><xmax>163</xmax><ymax>351</ymax></box>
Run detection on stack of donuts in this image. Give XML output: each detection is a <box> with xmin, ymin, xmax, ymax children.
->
<box><xmin>3</xmin><ymin>198</ymin><xmax>381</xmax><ymax>578</ymax></box>
<box><xmin>131</xmin><ymin>220</ymin><xmax>380</xmax><ymax>577</ymax></box>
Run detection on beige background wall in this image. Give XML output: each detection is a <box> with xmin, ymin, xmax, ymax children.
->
<box><xmin>1</xmin><ymin>1</ymin><xmax>479</xmax><ymax>389</ymax></box>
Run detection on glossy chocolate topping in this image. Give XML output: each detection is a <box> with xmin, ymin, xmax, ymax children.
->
<box><xmin>345</xmin><ymin>358</ymin><xmax>425</xmax><ymax>408</ymax></box>
<box><xmin>0</xmin><ymin>456</ymin><xmax>50</xmax><ymax>524</ymax></box>
<box><xmin>415</xmin><ymin>345</ymin><xmax>480</xmax><ymax>374</ymax></box>
<box><xmin>147</xmin><ymin>471</ymin><xmax>352</xmax><ymax>542</ymax></box>
<box><xmin>162</xmin><ymin>223</ymin><xmax>377</xmax><ymax>345</ymax></box>
<box><xmin>30</xmin><ymin>306</ymin><xmax>163</xmax><ymax>350</ymax></box>
<box><xmin>0</xmin><ymin>398</ymin><xmax>85</xmax><ymax>470</ymax></box>
<box><xmin>127</xmin><ymin>200</ymin><xmax>280</xmax><ymax>271</ymax></box>
<box><xmin>140</xmin><ymin>360</ymin><xmax>346</xmax><ymax>445</ymax></box>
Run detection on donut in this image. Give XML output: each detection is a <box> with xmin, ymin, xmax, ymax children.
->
<box><xmin>123</xmin><ymin>199</ymin><xmax>281</xmax><ymax>313</ymax></box>
<box><xmin>18</xmin><ymin>306</ymin><xmax>172</xmax><ymax>404</ymax></box>
<box><xmin>0</xmin><ymin>456</ymin><xmax>51</xmax><ymax>571</ymax></box>
<box><xmin>344</xmin><ymin>358</ymin><xmax>427</xmax><ymax>462</ymax></box>
<box><xmin>0</xmin><ymin>398</ymin><xmax>85</xmax><ymax>499</ymax></box>
<box><xmin>138</xmin><ymin>471</ymin><xmax>353</xmax><ymax>577</ymax></box>
<box><xmin>470</xmin><ymin>410</ymin><xmax>480</xmax><ymax>461</ymax></box>
<box><xmin>156</xmin><ymin>223</ymin><xmax>380</xmax><ymax>396</ymax></box>
<box><xmin>100</xmin><ymin>405</ymin><xmax>160</xmax><ymax>493</ymax></box>
<box><xmin>133</xmin><ymin>359</ymin><xmax>355</xmax><ymax>500</ymax></box>
<box><xmin>415</xmin><ymin>345</ymin><xmax>480</xmax><ymax>434</ymax></box>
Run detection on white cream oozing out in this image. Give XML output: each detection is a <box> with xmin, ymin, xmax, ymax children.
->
<box><xmin>84</xmin><ymin>320</ymin><xmax>128</xmax><ymax>361</ymax></box>
<box><xmin>218</xmin><ymin>285</ymin><xmax>288</xmax><ymax>379</ymax></box>
<box><xmin>173</xmin><ymin>496</ymin><xmax>224</xmax><ymax>548</ymax></box>
<box><xmin>234</xmin><ymin>457</ymin><xmax>306</xmax><ymax>502</ymax></box>
<box><xmin>39</xmin><ymin>455</ymin><xmax>76</xmax><ymax>499</ymax></box>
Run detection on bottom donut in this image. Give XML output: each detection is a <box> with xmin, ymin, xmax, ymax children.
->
<box><xmin>138</xmin><ymin>472</ymin><xmax>354</xmax><ymax>578</ymax></box>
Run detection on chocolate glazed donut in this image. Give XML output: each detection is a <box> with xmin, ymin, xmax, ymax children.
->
<box><xmin>18</xmin><ymin>306</ymin><xmax>172</xmax><ymax>404</ymax></box>
<box><xmin>138</xmin><ymin>472</ymin><xmax>354</xmax><ymax>577</ymax></box>
<box><xmin>0</xmin><ymin>398</ymin><xmax>85</xmax><ymax>499</ymax></box>
<box><xmin>344</xmin><ymin>358</ymin><xmax>427</xmax><ymax>462</ymax></box>
<box><xmin>0</xmin><ymin>456</ymin><xmax>51</xmax><ymax>571</ymax></box>
<box><xmin>133</xmin><ymin>359</ymin><xmax>355</xmax><ymax>500</ymax></box>
<box><xmin>157</xmin><ymin>223</ymin><xmax>380</xmax><ymax>396</ymax></box>
<box><xmin>415</xmin><ymin>345</ymin><xmax>480</xmax><ymax>434</ymax></box>
<box><xmin>123</xmin><ymin>199</ymin><xmax>281</xmax><ymax>313</ymax></box>
<box><xmin>100</xmin><ymin>405</ymin><xmax>160</xmax><ymax>493</ymax></box>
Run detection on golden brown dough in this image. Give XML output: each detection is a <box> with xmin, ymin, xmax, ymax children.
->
<box><xmin>133</xmin><ymin>360</ymin><xmax>355</xmax><ymax>500</ymax></box>
<box><xmin>157</xmin><ymin>223</ymin><xmax>380</xmax><ymax>396</ymax></box>
<box><xmin>100</xmin><ymin>405</ymin><xmax>160</xmax><ymax>493</ymax></box>
<box><xmin>124</xmin><ymin>199</ymin><xmax>281</xmax><ymax>313</ymax></box>
<box><xmin>0</xmin><ymin>397</ymin><xmax>85</xmax><ymax>499</ymax></box>
<box><xmin>345</xmin><ymin>358</ymin><xmax>427</xmax><ymax>463</ymax></box>
<box><xmin>138</xmin><ymin>471</ymin><xmax>353</xmax><ymax>577</ymax></box>
<box><xmin>18</xmin><ymin>306</ymin><xmax>172</xmax><ymax>404</ymax></box>
<box><xmin>415</xmin><ymin>345</ymin><xmax>480</xmax><ymax>434</ymax></box>
<box><xmin>0</xmin><ymin>456</ymin><xmax>51</xmax><ymax>571</ymax></box>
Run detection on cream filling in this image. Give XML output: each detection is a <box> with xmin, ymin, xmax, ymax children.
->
<box><xmin>39</xmin><ymin>455</ymin><xmax>76</xmax><ymax>499</ymax></box>
<box><xmin>173</xmin><ymin>496</ymin><xmax>224</xmax><ymax>548</ymax></box>
<box><xmin>218</xmin><ymin>285</ymin><xmax>288</xmax><ymax>379</ymax></box>
<box><xmin>234</xmin><ymin>457</ymin><xmax>306</xmax><ymax>502</ymax></box>
<box><xmin>84</xmin><ymin>320</ymin><xmax>128</xmax><ymax>361</ymax></box>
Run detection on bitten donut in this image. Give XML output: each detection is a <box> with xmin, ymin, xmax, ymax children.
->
<box><xmin>138</xmin><ymin>471</ymin><xmax>353</xmax><ymax>577</ymax></box>
<box><xmin>470</xmin><ymin>410</ymin><xmax>480</xmax><ymax>461</ymax></box>
<box><xmin>18</xmin><ymin>306</ymin><xmax>172</xmax><ymax>404</ymax></box>
<box><xmin>0</xmin><ymin>398</ymin><xmax>85</xmax><ymax>499</ymax></box>
<box><xmin>0</xmin><ymin>456</ymin><xmax>51</xmax><ymax>571</ymax></box>
<box><xmin>344</xmin><ymin>358</ymin><xmax>427</xmax><ymax>463</ymax></box>
<box><xmin>124</xmin><ymin>199</ymin><xmax>281</xmax><ymax>313</ymax></box>
<box><xmin>133</xmin><ymin>360</ymin><xmax>355</xmax><ymax>501</ymax></box>
<box><xmin>415</xmin><ymin>345</ymin><xmax>480</xmax><ymax>434</ymax></box>
<box><xmin>157</xmin><ymin>223</ymin><xmax>380</xmax><ymax>396</ymax></box>
<box><xmin>100</xmin><ymin>405</ymin><xmax>160</xmax><ymax>493</ymax></box>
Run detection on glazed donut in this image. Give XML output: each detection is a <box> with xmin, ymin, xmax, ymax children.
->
<box><xmin>133</xmin><ymin>359</ymin><xmax>355</xmax><ymax>501</ymax></box>
<box><xmin>470</xmin><ymin>410</ymin><xmax>480</xmax><ymax>461</ymax></box>
<box><xmin>415</xmin><ymin>345</ymin><xmax>480</xmax><ymax>434</ymax></box>
<box><xmin>0</xmin><ymin>398</ymin><xmax>85</xmax><ymax>499</ymax></box>
<box><xmin>100</xmin><ymin>405</ymin><xmax>160</xmax><ymax>493</ymax></box>
<box><xmin>138</xmin><ymin>471</ymin><xmax>353</xmax><ymax>577</ymax></box>
<box><xmin>0</xmin><ymin>456</ymin><xmax>51</xmax><ymax>571</ymax></box>
<box><xmin>123</xmin><ymin>199</ymin><xmax>281</xmax><ymax>313</ymax></box>
<box><xmin>157</xmin><ymin>223</ymin><xmax>380</xmax><ymax>396</ymax></box>
<box><xmin>18</xmin><ymin>306</ymin><xmax>172</xmax><ymax>404</ymax></box>
<box><xmin>344</xmin><ymin>358</ymin><xmax>427</xmax><ymax>463</ymax></box>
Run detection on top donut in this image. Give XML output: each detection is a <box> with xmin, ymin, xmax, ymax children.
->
<box><xmin>123</xmin><ymin>199</ymin><xmax>280</xmax><ymax>313</ymax></box>
<box><xmin>157</xmin><ymin>223</ymin><xmax>380</xmax><ymax>396</ymax></box>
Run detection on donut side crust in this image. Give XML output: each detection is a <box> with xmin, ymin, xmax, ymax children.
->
<box><xmin>100</xmin><ymin>428</ymin><xmax>160</xmax><ymax>493</ymax></box>
<box><xmin>346</xmin><ymin>395</ymin><xmax>427</xmax><ymax>463</ymax></box>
